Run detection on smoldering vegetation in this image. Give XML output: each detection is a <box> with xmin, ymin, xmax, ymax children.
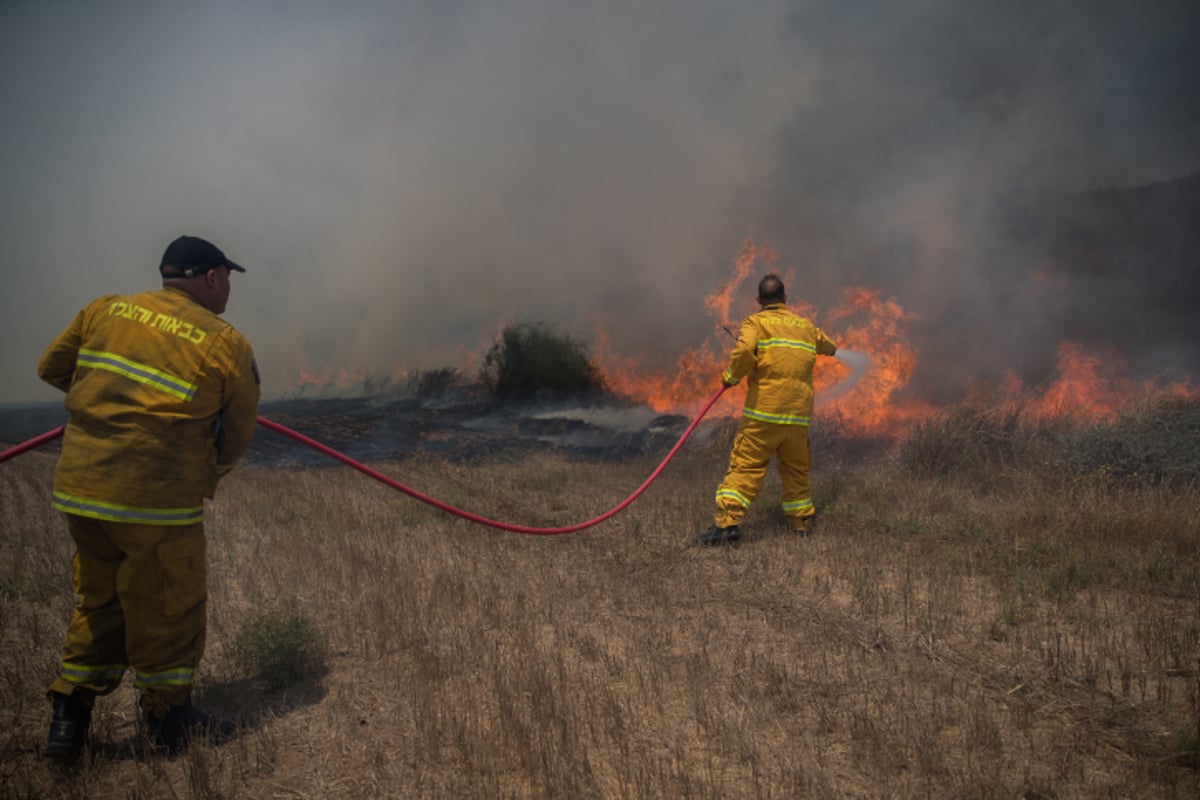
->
<box><xmin>2</xmin><ymin>396</ymin><xmax>1198</xmax><ymax>798</ymax></box>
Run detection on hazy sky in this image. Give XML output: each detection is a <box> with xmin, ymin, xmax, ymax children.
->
<box><xmin>3</xmin><ymin>0</ymin><xmax>1198</xmax><ymax>403</ymax></box>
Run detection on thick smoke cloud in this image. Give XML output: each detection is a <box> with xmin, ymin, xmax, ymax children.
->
<box><xmin>2</xmin><ymin>1</ymin><xmax>1197</xmax><ymax>404</ymax></box>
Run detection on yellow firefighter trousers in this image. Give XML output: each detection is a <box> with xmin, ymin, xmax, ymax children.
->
<box><xmin>715</xmin><ymin>417</ymin><xmax>814</xmax><ymax>530</ymax></box>
<box><xmin>48</xmin><ymin>514</ymin><xmax>207</xmax><ymax>714</ymax></box>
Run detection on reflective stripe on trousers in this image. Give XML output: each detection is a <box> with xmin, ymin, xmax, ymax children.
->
<box><xmin>715</xmin><ymin>416</ymin><xmax>814</xmax><ymax>528</ymax></box>
<box><xmin>49</xmin><ymin>514</ymin><xmax>207</xmax><ymax>712</ymax></box>
<box><xmin>52</xmin><ymin>491</ymin><xmax>204</xmax><ymax>526</ymax></box>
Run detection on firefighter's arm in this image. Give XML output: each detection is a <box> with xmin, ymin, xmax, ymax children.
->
<box><xmin>215</xmin><ymin>335</ymin><xmax>261</xmax><ymax>475</ymax></box>
<box><xmin>37</xmin><ymin>306</ymin><xmax>89</xmax><ymax>392</ymax></box>
<box><xmin>721</xmin><ymin>317</ymin><xmax>759</xmax><ymax>385</ymax></box>
<box><xmin>815</xmin><ymin>327</ymin><xmax>838</xmax><ymax>357</ymax></box>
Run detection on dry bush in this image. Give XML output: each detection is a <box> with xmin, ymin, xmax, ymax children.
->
<box><xmin>900</xmin><ymin>392</ymin><xmax>1200</xmax><ymax>489</ymax></box>
<box><xmin>1056</xmin><ymin>394</ymin><xmax>1200</xmax><ymax>485</ymax></box>
<box><xmin>1</xmin><ymin>414</ymin><xmax>1198</xmax><ymax>798</ymax></box>
<box><xmin>897</xmin><ymin>401</ymin><xmax>1059</xmax><ymax>480</ymax></box>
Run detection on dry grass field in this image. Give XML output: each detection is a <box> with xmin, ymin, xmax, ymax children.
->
<box><xmin>2</xmin><ymin>404</ymin><xmax>1199</xmax><ymax>799</ymax></box>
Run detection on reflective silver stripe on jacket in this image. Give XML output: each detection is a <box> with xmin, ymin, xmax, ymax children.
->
<box><xmin>77</xmin><ymin>348</ymin><xmax>198</xmax><ymax>401</ymax></box>
<box><xmin>757</xmin><ymin>337</ymin><xmax>816</xmax><ymax>352</ymax></box>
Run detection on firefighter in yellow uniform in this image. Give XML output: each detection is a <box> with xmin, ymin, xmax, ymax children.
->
<box><xmin>38</xmin><ymin>235</ymin><xmax>260</xmax><ymax>760</ymax></box>
<box><xmin>699</xmin><ymin>273</ymin><xmax>837</xmax><ymax>545</ymax></box>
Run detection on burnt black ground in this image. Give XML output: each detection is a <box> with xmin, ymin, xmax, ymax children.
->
<box><xmin>0</xmin><ymin>394</ymin><xmax>706</xmax><ymax>467</ymax></box>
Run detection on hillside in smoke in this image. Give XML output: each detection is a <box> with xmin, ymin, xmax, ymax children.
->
<box><xmin>907</xmin><ymin>172</ymin><xmax>1200</xmax><ymax>405</ymax></box>
<box><xmin>1008</xmin><ymin>173</ymin><xmax>1200</xmax><ymax>350</ymax></box>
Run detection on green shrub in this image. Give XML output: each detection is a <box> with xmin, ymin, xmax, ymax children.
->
<box><xmin>232</xmin><ymin>607</ymin><xmax>325</xmax><ymax>688</ymax></box>
<box><xmin>479</xmin><ymin>321</ymin><xmax>606</xmax><ymax>401</ymax></box>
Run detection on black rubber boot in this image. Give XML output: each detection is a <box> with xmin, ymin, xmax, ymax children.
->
<box><xmin>697</xmin><ymin>524</ymin><xmax>741</xmax><ymax>546</ymax></box>
<box><xmin>143</xmin><ymin>702</ymin><xmax>238</xmax><ymax>754</ymax></box>
<box><xmin>44</xmin><ymin>691</ymin><xmax>92</xmax><ymax>763</ymax></box>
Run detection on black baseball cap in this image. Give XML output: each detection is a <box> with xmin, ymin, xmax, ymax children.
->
<box><xmin>159</xmin><ymin>235</ymin><xmax>246</xmax><ymax>278</ymax></box>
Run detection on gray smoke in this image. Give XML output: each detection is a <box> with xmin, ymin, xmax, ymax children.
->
<box><xmin>2</xmin><ymin>1</ymin><xmax>1197</xmax><ymax>405</ymax></box>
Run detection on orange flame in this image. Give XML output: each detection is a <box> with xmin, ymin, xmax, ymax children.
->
<box><xmin>816</xmin><ymin>287</ymin><xmax>932</xmax><ymax>438</ymax></box>
<box><xmin>592</xmin><ymin>237</ymin><xmax>784</xmax><ymax>417</ymax></box>
<box><xmin>593</xmin><ymin>237</ymin><xmax>930</xmax><ymax>439</ymax></box>
<box><xmin>703</xmin><ymin>237</ymin><xmax>774</xmax><ymax>326</ymax></box>
<box><xmin>593</xmin><ymin>236</ymin><xmax>1196</xmax><ymax>438</ymax></box>
<box><xmin>284</xmin><ymin>235</ymin><xmax>1195</xmax><ymax>436</ymax></box>
<box><xmin>1003</xmin><ymin>341</ymin><xmax>1194</xmax><ymax>421</ymax></box>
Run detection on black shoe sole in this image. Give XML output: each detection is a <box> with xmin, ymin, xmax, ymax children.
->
<box><xmin>45</xmin><ymin>717</ymin><xmax>90</xmax><ymax>764</ymax></box>
<box><xmin>44</xmin><ymin>741</ymin><xmax>86</xmax><ymax>763</ymax></box>
<box><xmin>697</xmin><ymin>531</ymin><xmax>741</xmax><ymax>546</ymax></box>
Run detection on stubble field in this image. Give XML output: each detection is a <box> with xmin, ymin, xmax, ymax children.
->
<box><xmin>2</xmin><ymin>403</ymin><xmax>1198</xmax><ymax>799</ymax></box>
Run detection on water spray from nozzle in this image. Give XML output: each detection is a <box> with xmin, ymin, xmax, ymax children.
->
<box><xmin>818</xmin><ymin>348</ymin><xmax>870</xmax><ymax>405</ymax></box>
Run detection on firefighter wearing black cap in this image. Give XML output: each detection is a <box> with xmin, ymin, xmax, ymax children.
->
<box><xmin>699</xmin><ymin>273</ymin><xmax>837</xmax><ymax>545</ymax></box>
<box><xmin>38</xmin><ymin>235</ymin><xmax>260</xmax><ymax>759</ymax></box>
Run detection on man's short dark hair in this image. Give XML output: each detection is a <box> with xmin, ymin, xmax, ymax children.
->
<box><xmin>758</xmin><ymin>273</ymin><xmax>785</xmax><ymax>303</ymax></box>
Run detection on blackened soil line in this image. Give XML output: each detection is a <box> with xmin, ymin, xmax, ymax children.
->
<box><xmin>2</xmin><ymin>387</ymin><xmax>728</xmax><ymax>536</ymax></box>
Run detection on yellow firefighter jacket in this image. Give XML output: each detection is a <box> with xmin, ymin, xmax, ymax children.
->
<box><xmin>38</xmin><ymin>287</ymin><xmax>260</xmax><ymax>525</ymax></box>
<box><xmin>722</xmin><ymin>303</ymin><xmax>838</xmax><ymax>426</ymax></box>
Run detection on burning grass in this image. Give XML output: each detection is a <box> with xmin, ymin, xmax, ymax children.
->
<box><xmin>1</xmin><ymin>404</ymin><xmax>1198</xmax><ymax>798</ymax></box>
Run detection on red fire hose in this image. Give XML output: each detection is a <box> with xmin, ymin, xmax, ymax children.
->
<box><xmin>0</xmin><ymin>386</ymin><xmax>728</xmax><ymax>535</ymax></box>
<box><xmin>0</xmin><ymin>424</ymin><xmax>66</xmax><ymax>462</ymax></box>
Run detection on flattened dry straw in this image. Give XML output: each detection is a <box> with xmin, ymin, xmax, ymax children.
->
<box><xmin>1</xmin><ymin>402</ymin><xmax>1198</xmax><ymax>798</ymax></box>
